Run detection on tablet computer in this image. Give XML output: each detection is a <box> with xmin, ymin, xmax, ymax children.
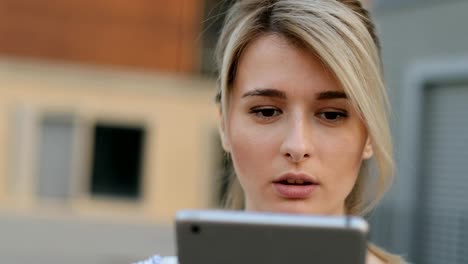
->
<box><xmin>176</xmin><ymin>210</ymin><xmax>368</xmax><ymax>264</ymax></box>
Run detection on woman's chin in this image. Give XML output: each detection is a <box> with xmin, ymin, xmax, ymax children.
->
<box><xmin>260</xmin><ymin>201</ymin><xmax>326</xmax><ymax>215</ymax></box>
<box><xmin>274</xmin><ymin>208</ymin><xmax>321</xmax><ymax>215</ymax></box>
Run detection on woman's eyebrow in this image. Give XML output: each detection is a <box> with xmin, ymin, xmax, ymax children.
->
<box><xmin>316</xmin><ymin>91</ymin><xmax>348</xmax><ymax>100</ymax></box>
<box><xmin>241</xmin><ymin>89</ymin><xmax>347</xmax><ymax>100</ymax></box>
<box><xmin>241</xmin><ymin>88</ymin><xmax>287</xmax><ymax>99</ymax></box>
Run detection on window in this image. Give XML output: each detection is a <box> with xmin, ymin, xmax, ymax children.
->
<box><xmin>90</xmin><ymin>123</ymin><xmax>145</xmax><ymax>199</ymax></box>
<box><xmin>37</xmin><ymin>114</ymin><xmax>76</xmax><ymax>200</ymax></box>
<box><xmin>412</xmin><ymin>81</ymin><xmax>468</xmax><ymax>264</ymax></box>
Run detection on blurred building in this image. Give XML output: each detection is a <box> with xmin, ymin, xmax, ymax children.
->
<box><xmin>369</xmin><ymin>1</ymin><xmax>468</xmax><ymax>263</ymax></box>
<box><xmin>0</xmin><ymin>0</ymin><xmax>228</xmax><ymax>262</ymax></box>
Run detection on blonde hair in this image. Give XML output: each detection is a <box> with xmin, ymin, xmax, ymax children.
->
<box><xmin>215</xmin><ymin>0</ymin><xmax>399</xmax><ymax>261</ymax></box>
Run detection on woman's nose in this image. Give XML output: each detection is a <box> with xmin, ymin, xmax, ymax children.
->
<box><xmin>280</xmin><ymin>118</ymin><xmax>311</xmax><ymax>163</ymax></box>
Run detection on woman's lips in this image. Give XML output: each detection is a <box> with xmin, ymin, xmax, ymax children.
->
<box><xmin>273</xmin><ymin>182</ymin><xmax>318</xmax><ymax>199</ymax></box>
<box><xmin>272</xmin><ymin>173</ymin><xmax>319</xmax><ymax>199</ymax></box>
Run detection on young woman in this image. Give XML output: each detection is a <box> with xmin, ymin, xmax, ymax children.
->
<box><xmin>137</xmin><ymin>0</ymin><xmax>404</xmax><ymax>263</ymax></box>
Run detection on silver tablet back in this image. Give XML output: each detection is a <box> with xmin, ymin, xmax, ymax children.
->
<box><xmin>176</xmin><ymin>210</ymin><xmax>368</xmax><ymax>264</ymax></box>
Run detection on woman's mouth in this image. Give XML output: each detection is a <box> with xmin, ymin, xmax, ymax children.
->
<box><xmin>273</xmin><ymin>173</ymin><xmax>319</xmax><ymax>199</ymax></box>
<box><xmin>277</xmin><ymin>179</ymin><xmax>315</xmax><ymax>185</ymax></box>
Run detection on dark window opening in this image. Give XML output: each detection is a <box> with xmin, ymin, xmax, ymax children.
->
<box><xmin>90</xmin><ymin>123</ymin><xmax>145</xmax><ymax>199</ymax></box>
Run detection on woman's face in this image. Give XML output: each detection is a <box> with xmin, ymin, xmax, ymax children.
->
<box><xmin>220</xmin><ymin>34</ymin><xmax>373</xmax><ymax>215</ymax></box>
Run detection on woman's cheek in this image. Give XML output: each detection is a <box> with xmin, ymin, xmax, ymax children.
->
<box><xmin>230</xmin><ymin>123</ymin><xmax>278</xmax><ymax>179</ymax></box>
<box><xmin>317</xmin><ymin>130</ymin><xmax>362</xmax><ymax>175</ymax></box>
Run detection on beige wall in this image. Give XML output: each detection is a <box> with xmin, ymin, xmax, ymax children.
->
<box><xmin>0</xmin><ymin>59</ymin><xmax>219</xmax><ymax>224</ymax></box>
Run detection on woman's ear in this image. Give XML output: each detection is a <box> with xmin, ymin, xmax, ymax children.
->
<box><xmin>362</xmin><ymin>136</ymin><xmax>373</xmax><ymax>160</ymax></box>
<box><xmin>218</xmin><ymin>112</ymin><xmax>231</xmax><ymax>153</ymax></box>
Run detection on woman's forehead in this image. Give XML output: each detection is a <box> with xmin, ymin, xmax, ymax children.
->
<box><xmin>232</xmin><ymin>34</ymin><xmax>344</xmax><ymax>99</ymax></box>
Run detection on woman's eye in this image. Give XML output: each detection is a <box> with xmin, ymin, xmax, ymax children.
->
<box><xmin>250</xmin><ymin>108</ymin><xmax>282</xmax><ymax>118</ymax></box>
<box><xmin>318</xmin><ymin>111</ymin><xmax>348</xmax><ymax>122</ymax></box>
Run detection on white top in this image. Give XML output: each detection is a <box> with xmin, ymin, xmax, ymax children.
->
<box><xmin>134</xmin><ymin>256</ymin><xmax>178</xmax><ymax>264</ymax></box>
